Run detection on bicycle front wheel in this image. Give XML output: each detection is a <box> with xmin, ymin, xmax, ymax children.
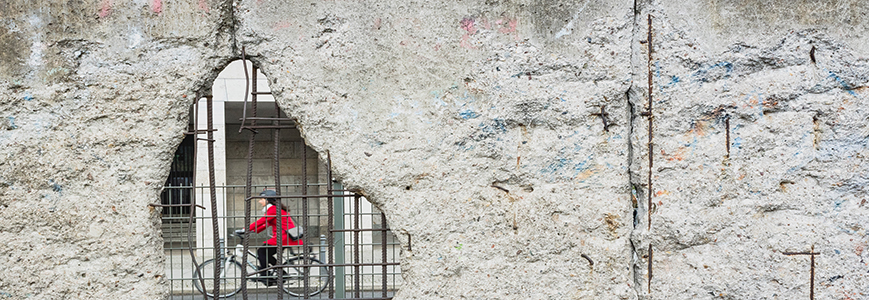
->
<box><xmin>280</xmin><ymin>257</ymin><xmax>331</xmax><ymax>297</ymax></box>
<box><xmin>192</xmin><ymin>258</ymin><xmax>244</xmax><ymax>298</ymax></box>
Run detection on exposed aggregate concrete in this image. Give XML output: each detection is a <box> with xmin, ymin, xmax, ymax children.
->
<box><xmin>0</xmin><ymin>0</ymin><xmax>867</xmax><ymax>299</ymax></box>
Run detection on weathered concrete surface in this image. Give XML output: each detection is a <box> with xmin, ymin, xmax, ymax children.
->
<box><xmin>631</xmin><ymin>1</ymin><xmax>869</xmax><ymax>299</ymax></box>
<box><xmin>1</xmin><ymin>0</ymin><xmax>868</xmax><ymax>299</ymax></box>
<box><xmin>0</xmin><ymin>0</ymin><xmax>234</xmax><ymax>299</ymax></box>
<box><xmin>236</xmin><ymin>0</ymin><xmax>636</xmax><ymax>298</ymax></box>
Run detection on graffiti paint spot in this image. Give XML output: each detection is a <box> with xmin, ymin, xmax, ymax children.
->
<box><xmin>99</xmin><ymin>0</ymin><xmax>112</xmax><ymax>18</ymax></box>
<box><xmin>459</xmin><ymin>110</ymin><xmax>479</xmax><ymax>119</ymax></box>
<box><xmin>151</xmin><ymin>0</ymin><xmax>162</xmax><ymax>14</ymax></box>
<box><xmin>5</xmin><ymin>117</ymin><xmax>17</xmax><ymax>130</ymax></box>
<box><xmin>499</xmin><ymin>18</ymin><xmax>518</xmax><ymax>34</ymax></box>
<box><xmin>273</xmin><ymin>21</ymin><xmax>293</xmax><ymax>30</ymax></box>
<box><xmin>460</xmin><ymin>17</ymin><xmax>477</xmax><ymax>49</ymax></box>
<box><xmin>827</xmin><ymin>71</ymin><xmax>858</xmax><ymax>96</ymax></box>
<box><xmin>198</xmin><ymin>0</ymin><xmax>210</xmax><ymax>13</ymax></box>
<box><xmin>460</xmin><ymin>17</ymin><xmax>477</xmax><ymax>35</ymax></box>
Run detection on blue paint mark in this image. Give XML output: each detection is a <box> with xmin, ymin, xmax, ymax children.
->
<box><xmin>479</xmin><ymin>119</ymin><xmax>507</xmax><ymax>135</ymax></box>
<box><xmin>827</xmin><ymin>71</ymin><xmax>857</xmax><ymax>96</ymax></box>
<box><xmin>732</xmin><ymin>137</ymin><xmax>743</xmax><ymax>149</ymax></box>
<box><xmin>573</xmin><ymin>158</ymin><xmax>589</xmax><ymax>172</ymax></box>
<box><xmin>690</xmin><ymin>62</ymin><xmax>733</xmax><ymax>83</ymax></box>
<box><xmin>654</xmin><ymin>61</ymin><xmax>661</xmax><ymax>78</ymax></box>
<box><xmin>833</xmin><ymin>198</ymin><xmax>845</xmax><ymax>209</ymax></box>
<box><xmin>23</xmin><ymin>93</ymin><xmax>33</xmax><ymax>101</ymax></box>
<box><xmin>834</xmin><ymin>249</ymin><xmax>841</xmax><ymax>254</ymax></box>
<box><xmin>454</xmin><ymin>141</ymin><xmax>475</xmax><ymax>151</ymax></box>
<box><xmin>388</xmin><ymin>112</ymin><xmax>400</xmax><ymax>118</ymax></box>
<box><xmin>541</xmin><ymin>158</ymin><xmax>569</xmax><ymax>174</ymax></box>
<box><xmin>459</xmin><ymin>110</ymin><xmax>479</xmax><ymax>119</ymax></box>
<box><xmin>6</xmin><ymin>117</ymin><xmax>17</xmax><ymax>129</ymax></box>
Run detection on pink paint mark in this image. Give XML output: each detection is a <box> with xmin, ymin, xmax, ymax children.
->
<box><xmin>460</xmin><ymin>17</ymin><xmax>477</xmax><ymax>35</ymax></box>
<box><xmin>98</xmin><ymin>0</ymin><xmax>112</xmax><ymax>18</ymax></box>
<box><xmin>198</xmin><ymin>0</ymin><xmax>210</xmax><ymax>13</ymax></box>
<box><xmin>460</xmin><ymin>17</ymin><xmax>477</xmax><ymax>49</ymax></box>
<box><xmin>273</xmin><ymin>21</ymin><xmax>292</xmax><ymax>31</ymax></box>
<box><xmin>151</xmin><ymin>0</ymin><xmax>163</xmax><ymax>14</ymax></box>
<box><xmin>479</xmin><ymin>17</ymin><xmax>491</xmax><ymax>30</ymax></box>
<box><xmin>499</xmin><ymin>18</ymin><xmax>518</xmax><ymax>34</ymax></box>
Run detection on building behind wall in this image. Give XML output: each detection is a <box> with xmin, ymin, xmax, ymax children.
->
<box><xmin>160</xmin><ymin>61</ymin><xmax>400</xmax><ymax>294</ymax></box>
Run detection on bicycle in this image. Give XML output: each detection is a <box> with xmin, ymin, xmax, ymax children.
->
<box><xmin>192</xmin><ymin>230</ymin><xmax>331</xmax><ymax>298</ymax></box>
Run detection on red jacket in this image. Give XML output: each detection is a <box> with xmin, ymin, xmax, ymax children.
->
<box><xmin>249</xmin><ymin>205</ymin><xmax>303</xmax><ymax>246</ymax></box>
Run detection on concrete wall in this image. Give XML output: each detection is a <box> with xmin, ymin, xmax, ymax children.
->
<box><xmin>0</xmin><ymin>0</ymin><xmax>866</xmax><ymax>299</ymax></box>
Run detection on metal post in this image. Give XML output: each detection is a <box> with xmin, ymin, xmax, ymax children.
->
<box><xmin>381</xmin><ymin>212</ymin><xmax>388</xmax><ymax>298</ymax></box>
<box><xmin>327</xmin><ymin>154</ymin><xmax>336</xmax><ymax>299</ymax></box>
<box><xmin>333</xmin><ymin>182</ymin><xmax>346</xmax><ymax>299</ymax></box>
<box><xmin>319</xmin><ymin>235</ymin><xmax>327</xmax><ymax>278</ymax></box>
<box><xmin>353</xmin><ymin>195</ymin><xmax>361</xmax><ymax>299</ymax></box>
<box><xmin>302</xmin><ymin>140</ymin><xmax>311</xmax><ymax>298</ymax></box>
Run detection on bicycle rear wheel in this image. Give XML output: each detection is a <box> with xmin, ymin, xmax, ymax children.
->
<box><xmin>192</xmin><ymin>258</ymin><xmax>244</xmax><ymax>298</ymax></box>
<box><xmin>280</xmin><ymin>257</ymin><xmax>331</xmax><ymax>297</ymax></box>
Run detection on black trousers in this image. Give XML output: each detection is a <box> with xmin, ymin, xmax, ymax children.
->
<box><xmin>257</xmin><ymin>244</ymin><xmax>277</xmax><ymax>276</ymax></box>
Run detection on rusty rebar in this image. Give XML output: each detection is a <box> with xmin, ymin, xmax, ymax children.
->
<box><xmin>725</xmin><ymin>115</ymin><xmax>731</xmax><ymax>158</ymax></box>
<box><xmin>249</xmin><ymin>262</ymin><xmax>400</xmax><ymax>276</ymax></box>
<box><xmin>148</xmin><ymin>203</ymin><xmax>206</xmax><ymax>210</ymax></box>
<box><xmin>205</xmin><ymin>94</ymin><xmax>223</xmax><ymax>298</ymax></box>
<box><xmin>239</xmin><ymin>48</ymin><xmax>251</xmax><ymax>133</ymax></box>
<box><xmin>257</xmin><ymin>64</ymin><xmax>285</xmax><ymax>300</ymax></box>
<box><xmin>240</xmin><ymin>49</ymin><xmax>256</xmax><ymax>300</ymax></box>
<box><xmin>190</xmin><ymin>95</ymin><xmax>207</xmax><ymax>300</ymax></box>
<box><xmin>782</xmin><ymin>248</ymin><xmax>819</xmax><ymax>300</ymax></box>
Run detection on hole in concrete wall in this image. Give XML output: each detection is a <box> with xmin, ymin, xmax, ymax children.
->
<box><xmin>159</xmin><ymin>59</ymin><xmax>401</xmax><ymax>298</ymax></box>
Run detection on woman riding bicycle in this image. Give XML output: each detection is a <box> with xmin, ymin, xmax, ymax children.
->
<box><xmin>248</xmin><ymin>189</ymin><xmax>302</xmax><ymax>285</ymax></box>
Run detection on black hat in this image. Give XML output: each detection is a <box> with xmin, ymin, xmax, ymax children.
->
<box><xmin>259</xmin><ymin>190</ymin><xmax>277</xmax><ymax>197</ymax></box>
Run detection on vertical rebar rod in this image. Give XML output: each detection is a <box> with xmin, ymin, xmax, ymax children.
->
<box><xmin>188</xmin><ymin>95</ymin><xmax>207</xmax><ymax>300</ymax></box>
<box><xmin>205</xmin><ymin>94</ymin><xmax>223</xmax><ymax>298</ymax></box>
<box><xmin>302</xmin><ymin>139</ymin><xmax>311</xmax><ymax>298</ymax></box>
<box><xmin>240</xmin><ymin>54</ymin><xmax>256</xmax><ymax>300</ymax></box>
<box><xmin>326</xmin><ymin>152</ymin><xmax>335</xmax><ymax>299</ymax></box>
<box><xmin>354</xmin><ymin>195</ymin><xmax>361</xmax><ymax>299</ymax></box>
<box><xmin>381</xmin><ymin>212</ymin><xmax>388</xmax><ymax>298</ymax></box>
<box><xmin>725</xmin><ymin>116</ymin><xmax>731</xmax><ymax>159</ymax></box>
<box><xmin>271</xmin><ymin>66</ymin><xmax>286</xmax><ymax>299</ymax></box>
